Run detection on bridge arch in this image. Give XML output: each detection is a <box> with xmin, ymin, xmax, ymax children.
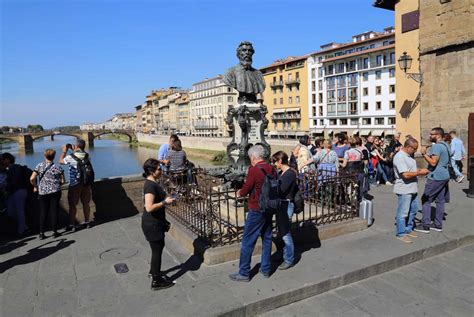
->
<box><xmin>93</xmin><ymin>131</ymin><xmax>133</xmax><ymax>143</ymax></box>
<box><xmin>0</xmin><ymin>136</ymin><xmax>19</xmax><ymax>144</ymax></box>
<box><xmin>32</xmin><ymin>133</ymin><xmax>81</xmax><ymax>142</ymax></box>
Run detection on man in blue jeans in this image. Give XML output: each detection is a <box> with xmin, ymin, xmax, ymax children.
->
<box><xmin>416</xmin><ymin>127</ymin><xmax>451</xmax><ymax>233</ymax></box>
<box><xmin>392</xmin><ymin>138</ymin><xmax>429</xmax><ymax>243</ymax></box>
<box><xmin>229</xmin><ymin>145</ymin><xmax>273</xmax><ymax>282</ymax></box>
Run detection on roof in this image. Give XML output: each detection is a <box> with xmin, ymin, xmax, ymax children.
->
<box><xmin>322</xmin><ymin>44</ymin><xmax>395</xmax><ymax>63</ymax></box>
<box><xmin>307</xmin><ymin>32</ymin><xmax>394</xmax><ymax>57</ymax></box>
<box><xmin>373</xmin><ymin>0</ymin><xmax>397</xmax><ymax>10</ymax></box>
<box><xmin>192</xmin><ymin>75</ymin><xmax>223</xmax><ymax>86</ymax></box>
<box><xmin>260</xmin><ymin>55</ymin><xmax>308</xmax><ymax>70</ymax></box>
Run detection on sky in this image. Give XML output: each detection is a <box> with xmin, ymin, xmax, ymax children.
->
<box><xmin>0</xmin><ymin>0</ymin><xmax>394</xmax><ymax>128</ymax></box>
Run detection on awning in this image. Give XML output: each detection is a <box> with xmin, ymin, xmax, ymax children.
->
<box><xmin>272</xmin><ymin>109</ymin><xmax>286</xmax><ymax>114</ymax></box>
<box><xmin>371</xmin><ymin>130</ymin><xmax>383</xmax><ymax>136</ymax></box>
<box><xmin>295</xmin><ymin>132</ymin><xmax>307</xmax><ymax>136</ymax></box>
<box><xmin>384</xmin><ymin>130</ymin><xmax>395</xmax><ymax>136</ymax></box>
<box><xmin>268</xmin><ymin>131</ymin><xmax>278</xmax><ymax>136</ymax></box>
<box><xmin>312</xmin><ymin>129</ymin><xmax>325</xmax><ymax>134</ymax></box>
<box><xmin>360</xmin><ymin>129</ymin><xmax>372</xmax><ymax>135</ymax></box>
<box><xmin>286</xmin><ymin>107</ymin><xmax>301</xmax><ymax>112</ymax></box>
<box><xmin>352</xmin><ymin>130</ymin><xmax>359</xmax><ymax>135</ymax></box>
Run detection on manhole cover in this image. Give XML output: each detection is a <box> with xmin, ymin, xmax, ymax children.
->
<box><xmin>99</xmin><ymin>247</ymin><xmax>139</xmax><ymax>261</ymax></box>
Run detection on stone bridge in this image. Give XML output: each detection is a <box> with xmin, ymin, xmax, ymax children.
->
<box><xmin>0</xmin><ymin>130</ymin><xmax>136</xmax><ymax>152</ymax></box>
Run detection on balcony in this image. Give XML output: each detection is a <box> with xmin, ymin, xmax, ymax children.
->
<box><xmin>272</xmin><ymin>113</ymin><xmax>301</xmax><ymax>121</ymax></box>
<box><xmin>270</xmin><ymin>81</ymin><xmax>284</xmax><ymax>89</ymax></box>
<box><xmin>285</xmin><ymin>78</ymin><xmax>301</xmax><ymax>86</ymax></box>
<box><xmin>195</xmin><ymin>124</ymin><xmax>219</xmax><ymax>130</ymax></box>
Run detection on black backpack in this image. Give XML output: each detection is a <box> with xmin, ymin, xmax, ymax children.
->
<box><xmin>256</xmin><ymin>165</ymin><xmax>281</xmax><ymax>214</ymax></box>
<box><xmin>71</xmin><ymin>153</ymin><xmax>95</xmax><ymax>185</ymax></box>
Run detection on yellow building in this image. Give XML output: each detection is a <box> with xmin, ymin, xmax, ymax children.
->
<box><xmin>374</xmin><ymin>0</ymin><xmax>421</xmax><ymax>142</ymax></box>
<box><xmin>260</xmin><ymin>56</ymin><xmax>309</xmax><ymax>139</ymax></box>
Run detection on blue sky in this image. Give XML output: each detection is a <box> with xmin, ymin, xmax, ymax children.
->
<box><xmin>1</xmin><ymin>0</ymin><xmax>393</xmax><ymax>128</ymax></box>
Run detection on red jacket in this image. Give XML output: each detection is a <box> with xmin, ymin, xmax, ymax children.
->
<box><xmin>239</xmin><ymin>161</ymin><xmax>275</xmax><ymax>211</ymax></box>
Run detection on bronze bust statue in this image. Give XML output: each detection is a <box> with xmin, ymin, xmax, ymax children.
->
<box><xmin>223</xmin><ymin>41</ymin><xmax>266</xmax><ymax>104</ymax></box>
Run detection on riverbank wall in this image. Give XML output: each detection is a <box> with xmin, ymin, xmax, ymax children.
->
<box><xmin>136</xmin><ymin>133</ymin><xmax>297</xmax><ymax>153</ymax></box>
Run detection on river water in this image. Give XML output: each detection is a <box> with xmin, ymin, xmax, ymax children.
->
<box><xmin>0</xmin><ymin>135</ymin><xmax>216</xmax><ymax>179</ymax></box>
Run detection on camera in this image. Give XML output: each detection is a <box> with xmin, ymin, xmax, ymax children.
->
<box><xmin>66</xmin><ymin>143</ymin><xmax>72</xmax><ymax>149</ymax></box>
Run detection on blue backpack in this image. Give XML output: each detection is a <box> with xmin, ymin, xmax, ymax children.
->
<box><xmin>256</xmin><ymin>165</ymin><xmax>281</xmax><ymax>214</ymax></box>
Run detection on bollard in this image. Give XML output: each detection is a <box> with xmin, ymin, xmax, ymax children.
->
<box><xmin>468</xmin><ymin>156</ymin><xmax>474</xmax><ymax>198</ymax></box>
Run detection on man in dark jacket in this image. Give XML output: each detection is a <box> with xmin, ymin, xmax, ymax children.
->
<box><xmin>229</xmin><ymin>145</ymin><xmax>273</xmax><ymax>282</ymax></box>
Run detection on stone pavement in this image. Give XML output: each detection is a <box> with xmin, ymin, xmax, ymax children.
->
<box><xmin>0</xmin><ymin>180</ymin><xmax>473</xmax><ymax>317</ymax></box>
<box><xmin>260</xmin><ymin>245</ymin><xmax>474</xmax><ymax>317</ymax></box>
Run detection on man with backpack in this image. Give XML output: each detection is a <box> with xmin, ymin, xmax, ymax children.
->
<box><xmin>229</xmin><ymin>145</ymin><xmax>274</xmax><ymax>282</ymax></box>
<box><xmin>60</xmin><ymin>139</ymin><xmax>95</xmax><ymax>231</ymax></box>
<box><xmin>415</xmin><ymin>127</ymin><xmax>451</xmax><ymax>234</ymax></box>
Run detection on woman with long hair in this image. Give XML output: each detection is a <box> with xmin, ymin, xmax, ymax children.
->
<box><xmin>141</xmin><ymin>158</ymin><xmax>175</xmax><ymax>290</ymax></box>
<box><xmin>272</xmin><ymin>151</ymin><xmax>298</xmax><ymax>270</ymax></box>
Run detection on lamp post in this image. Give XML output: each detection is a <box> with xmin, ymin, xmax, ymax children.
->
<box><xmin>398</xmin><ymin>52</ymin><xmax>423</xmax><ymax>83</ymax></box>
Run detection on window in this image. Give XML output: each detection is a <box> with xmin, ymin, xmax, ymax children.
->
<box><xmin>375</xmin><ymin>118</ymin><xmax>384</xmax><ymax>125</ymax></box>
<box><xmin>376</xmin><ymin>86</ymin><xmax>382</xmax><ymax>95</ymax></box>
<box><xmin>318</xmin><ymin>80</ymin><xmax>323</xmax><ymax>90</ymax></box>
<box><xmin>348</xmin><ymin>87</ymin><xmax>358</xmax><ymax>100</ymax></box>
<box><xmin>390</xmin><ymin>52</ymin><xmax>396</xmax><ymax>64</ymax></box>
<box><xmin>348</xmin><ymin>60</ymin><xmax>356</xmax><ymax>71</ymax></box>
<box><xmin>376</xmin><ymin>55</ymin><xmax>382</xmax><ymax>67</ymax></box>
<box><xmin>312</xmin><ymin>81</ymin><xmax>316</xmax><ymax>91</ymax></box>
<box><xmin>363</xmin><ymin>87</ymin><xmax>368</xmax><ymax>96</ymax></box>
<box><xmin>318</xmin><ymin>93</ymin><xmax>323</xmax><ymax>103</ymax></box>
<box><xmin>318</xmin><ymin>67</ymin><xmax>324</xmax><ymax>77</ymax></box>
<box><xmin>329</xmin><ymin>119</ymin><xmax>337</xmax><ymax>125</ymax></box>
<box><xmin>311</xmin><ymin>68</ymin><xmax>316</xmax><ymax>79</ymax></box>
<box><xmin>280</xmin><ymin>98</ymin><xmax>283</xmax><ymax>104</ymax></box>
<box><xmin>312</xmin><ymin>106</ymin><xmax>317</xmax><ymax>116</ymax></box>
<box><xmin>289</xmin><ymin>96</ymin><xmax>293</xmax><ymax>104</ymax></box>
<box><xmin>363</xmin><ymin>102</ymin><xmax>369</xmax><ymax>111</ymax></box>
<box><xmin>327</xmin><ymin>77</ymin><xmax>335</xmax><ymax>89</ymax></box>
<box><xmin>390</xmin><ymin>100</ymin><xmax>395</xmax><ymax>109</ymax></box>
<box><xmin>288</xmin><ymin>73</ymin><xmax>293</xmax><ymax>81</ymax></box>
<box><xmin>389</xmin><ymin>68</ymin><xmax>395</xmax><ymax>78</ymax></box>
<box><xmin>363</xmin><ymin>58</ymin><xmax>369</xmax><ymax>69</ymax></box>
<box><xmin>328</xmin><ymin>104</ymin><xmax>336</xmax><ymax>116</ymax></box>
<box><xmin>313</xmin><ymin>119</ymin><xmax>317</xmax><ymax>126</ymax></box>
<box><xmin>362</xmin><ymin>72</ymin><xmax>368</xmax><ymax>81</ymax></box>
<box><xmin>349</xmin><ymin>102</ymin><xmax>358</xmax><ymax>114</ymax></box>
<box><xmin>227</xmin><ymin>96</ymin><xmax>233</xmax><ymax>102</ymax></box>
<box><xmin>337</xmin><ymin>89</ymin><xmax>346</xmax><ymax>102</ymax></box>
<box><xmin>312</xmin><ymin>94</ymin><xmax>316</xmax><ymax>104</ymax></box>
<box><xmin>319</xmin><ymin>106</ymin><xmax>323</xmax><ymax>116</ymax></box>
<box><xmin>320</xmin><ymin>119</ymin><xmax>324</xmax><ymax>126</ymax></box>
<box><xmin>327</xmin><ymin>65</ymin><xmax>334</xmax><ymax>75</ymax></box>
<box><xmin>273</xmin><ymin>98</ymin><xmax>277</xmax><ymax>105</ymax></box>
<box><xmin>295</xmin><ymin>72</ymin><xmax>300</xmax><ymax>80</ymax></box>
<box><xmin>350</xmin><ymin>118</ymin><xmax>359</xmax><ymax>125</ymax></box>
<box><xmin>363</xmin><ymin>118</ymin><xmax>371</xmax><ymax>125</ymax></box>
<box><xmin>227</xmin><ymin>87</ymin><xmax>232</xmax><ymax>92</ymax></box>
<box><xmin>376</xmin><ymin>101</ymin><xmax>382</xmax><ymax>110</ymax></box>
<box><xmin>388</xmin><ymin>117</ymin><xmax>396</xmax><ymax>125</ymax></box>
<box><xmin>328</xmin><ymin>90</ymin><xmax>335</xmax><ymax>102</ymax></box>
<box><xmin>296</xmin><ymin>96</ymin><xmax>300</xmax><ymax>104</ymax></box>
<box><xmin>337</xmin><ymin>76</ymin><xmax>346</xmax><ymax>87</ymax></box>
<box><xmin>389</xmin><ymin>84</ymin><xmax>395</xmax><ymax>93</ymax></box>
<box><xmin>337</xmin><ymin>63</ymin><xmax>345</xmax><ymax>73</ymax></box>
<box><xmin>375</xmin><ymin>70</ymin><xmax>381</xmax><ymax>79</ymax></box>
<box><xmin>340</xmin><ymin>119</ymin><xmax>348</xmax><ymax>125</ymax></box>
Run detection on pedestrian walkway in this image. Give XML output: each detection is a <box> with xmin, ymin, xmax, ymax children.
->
<box><xmin>260</xmin><ymin>245</ymin><xmax>474</xmax><ymax>317</ymax></box>
<box><xmin>0</xmin><ymin>180</ymin><xmax>473</xmax><ymax>316</ymax></box>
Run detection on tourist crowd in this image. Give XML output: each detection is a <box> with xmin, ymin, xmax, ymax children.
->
<box><xmin>0</xmin><ymin>128</ymin><xmax>467</xmax><ymax>290</ymax></box>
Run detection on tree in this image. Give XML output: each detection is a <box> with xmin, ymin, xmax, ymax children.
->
<box><xmin>26</xmin><ymin>124</ymin><xmax>44</xmax><ymax>133</ymax></box>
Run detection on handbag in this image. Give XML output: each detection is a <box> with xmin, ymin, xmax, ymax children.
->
<box><xmin>440</xmin><ymin>143</ymin><xmax>456</xmax><ymax>180</ymax></box>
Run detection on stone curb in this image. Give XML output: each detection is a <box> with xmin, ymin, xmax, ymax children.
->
<box><xmin>219</xmin><ymin>234</ymin><xmax>474</xmax><ymax>317</ymax></box>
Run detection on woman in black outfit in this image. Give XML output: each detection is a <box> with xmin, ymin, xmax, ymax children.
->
<box><xmin>141</xmin><ymin>158</ymin><xmax>175</xmax><ymax>290</ymax></box>
<box><xmin>272</xmin><ymin>151</ymin><xmax>299</xmax><ymax>270</ymax></box>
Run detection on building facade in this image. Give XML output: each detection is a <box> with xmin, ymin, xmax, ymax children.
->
<box><xmin>175</xmin><ymin>93</ymin><xmax>191</xmax><ymax>135</ymax></box>
<box><xmin>308</xmin><ymin>28</ymin><xmax>397</xmax><ymax>139</ymax></box>
<box><xmin>261</xmin><ymin>56</ymin><xmax>309</xmax><ymax>139</ymax></box>
<box><xmin>189</xmin><ymin>76</ymin><xmax>238</xmax><ymax>137</ymax></box>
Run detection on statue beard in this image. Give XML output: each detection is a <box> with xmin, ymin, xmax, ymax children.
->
<box><xmin>240</xmin><ymin>57</ymin><xmax>253</xmax><ymax>69</ymax></box>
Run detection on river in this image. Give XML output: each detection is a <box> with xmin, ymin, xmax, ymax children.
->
<box><xmin>0</xmin><ymin>135</ymin><xmax>218</xmax><ymax>179</ymax></box>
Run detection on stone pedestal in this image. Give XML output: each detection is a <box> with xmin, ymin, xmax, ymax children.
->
<box><xmin>226</xmin><ymin>102</ymin><xmax>271</xmax><ymax>169</ymax></box>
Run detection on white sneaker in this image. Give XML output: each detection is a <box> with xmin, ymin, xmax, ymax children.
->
<box><xmin>385</xmin><ymin>181</ymin><xmax>393</xmax><ymax>185</ymax></box>
<box><xmin>455</xmin><ymin>175</ymin><xmax>464</xmax><ymax>183</ymax></box>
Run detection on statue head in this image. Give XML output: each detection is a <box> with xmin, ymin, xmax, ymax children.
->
<box><xmin>236</xmin><ymin>41</ymin><xmax>254</xmax><ymax>69</ymax></box>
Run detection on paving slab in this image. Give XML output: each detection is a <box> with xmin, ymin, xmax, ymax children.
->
<box><xmin>0</xmin><ymin>180</ymin><xmax>473</xmax><ymax>316</ymax></box>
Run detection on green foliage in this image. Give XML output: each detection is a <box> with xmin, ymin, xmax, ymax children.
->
<box><xmin>212</xmin><ymin>151</ymin><xmax>228</xmax><ymax>165</ymax></box>
<box><xmin>26</xmin><ymin>124</ymin><xmax>44</xmax><ymax>133</ymax></box>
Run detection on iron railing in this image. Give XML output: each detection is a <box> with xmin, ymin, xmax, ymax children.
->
<box><xmin>159</xmin><ymin>169</ymin><xmax>359</xmax><ymax>248</ymax></box>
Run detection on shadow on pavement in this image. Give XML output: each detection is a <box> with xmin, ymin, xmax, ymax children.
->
<box><xmin>162</xmin><ymin>238</ymin><xmax>204</xmax><ymax>281</ymax></box>
<box><xmin>0</xmin><ymin>238</ymin><xmax>75</xmax><ymax>274</ymax></box>
<box><xmin>0</xmin><ymin>236</ymin><xmax>36</xmax><ymax>256</ymax></box>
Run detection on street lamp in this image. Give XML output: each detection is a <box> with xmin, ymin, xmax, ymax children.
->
<box><xmin>398</xmin><ymin>52</ymin><xmax>423</xmax><ymax>83</ymax></box>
